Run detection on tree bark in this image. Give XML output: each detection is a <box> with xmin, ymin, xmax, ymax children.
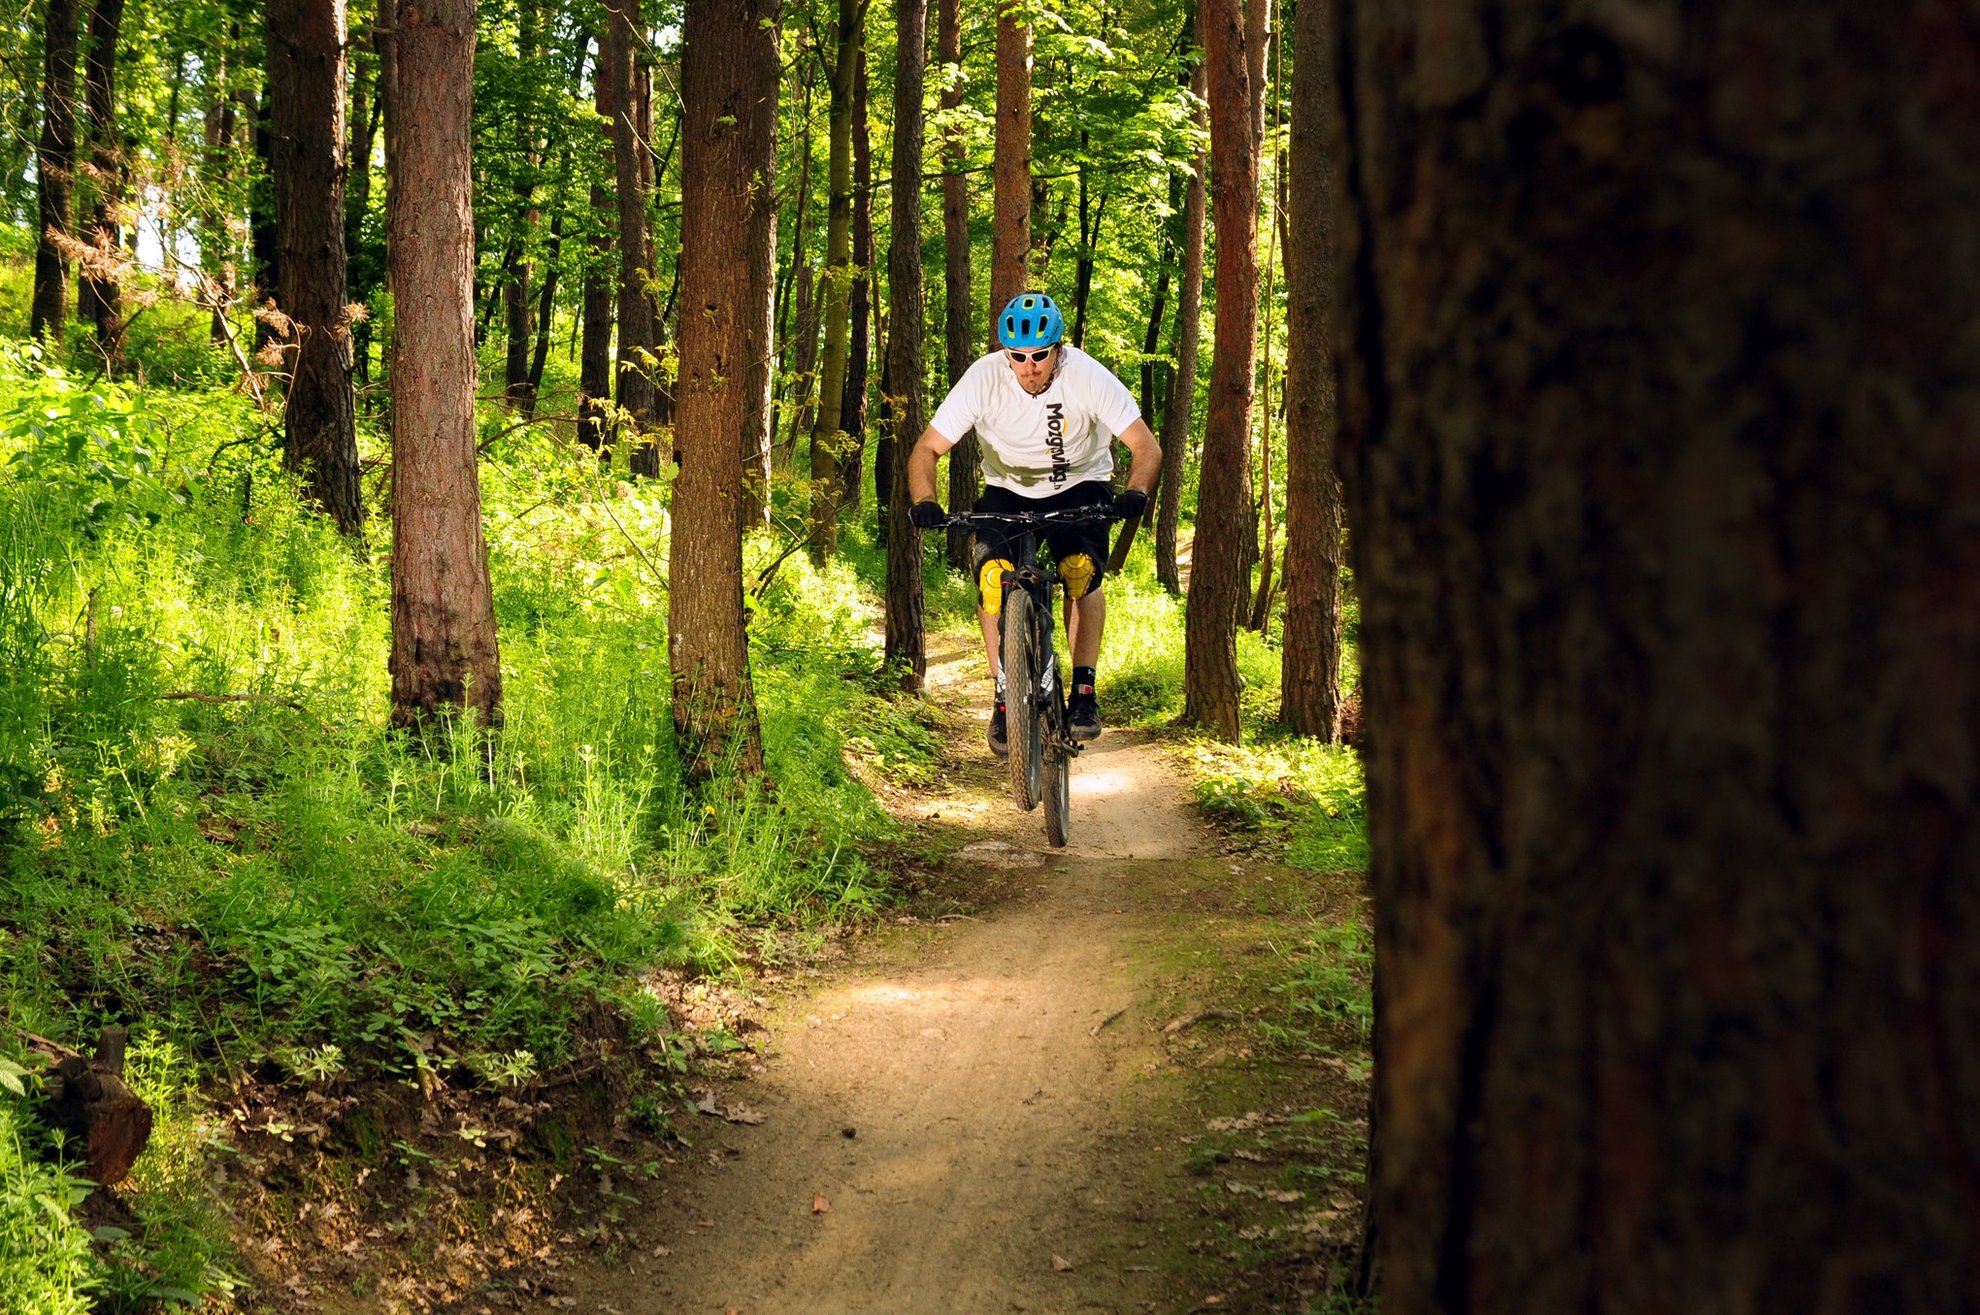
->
<box><xmin>671</xmin><ymin>0</ymin><xmax>774</xmax><ymax>780</ymax></box>
<box><xmin>839</xmin><ymin>43</ymin><xmax>873</xmax><ymax>512</ymax></box>
<box><xmin>1156</xmin><ymin>57</ymin><xmax>1206</xmax><ymax>596</ymax></box>
<box><xmin>578</xmin><ymin>27</ymin><xmax>616</xmax><ymax>453</ymax></box>
<box><xmin>388</xmin><ymin>0</ymin><xmax>501</xmax><ymax>732</ymax></box>
<box><xmin>1249</xmin><ymin>32</ymin><xmax>1288</xmax><ymax>634</ymax></box>
<box><xmin>1183</xmin><ymin>0</ymin><xmax>1259</xmax><ymax>741</ymax></box>
<box><xmin>1139</xmin><ymin>168</ymin><xmax>1183</xmax><ymax>422</ymax></box>
<box><xmin>268</xmin><ymin>0</ymin><xmax>363</xmax><ymax>537</ymax></box>
<box><xmin>805</xmin><ymin>0</ymin><xmax>865</xmax><ymax>560</ymax></box>
<box><xmin>739</xmin><ymin>0</ymin><xmax>781</xmax><ymax>526</ymax></box>
<box><xmin>200</xmin><ymin>36</ymin><xmax>240</xmax><ymax>348</ymax></box>
<box><xmin>784</xmin><ymin>259</ymin><xmax>820</xmax><ymax>457</ymax></box>
<box><xmin>989</xmin><ymin>0</ymin><xmax>1030</xmax><ymax>331</ymax></box>
<box><xmin>1336</xmin><ymin>5</ymin><xmax>1980</xmax><ymax>1312</ymax></box>
<box><xmin>884</xmin><ymin>0</ymin><xmax>927</xmax><ymax>688</ymax></box>
<box><xmin>938</xmin><ymin>0</ymin><xmax>977</xmax><ymax>571</ymax></box>
<box><xmin>31</xmin><ymin>0</ymin><xmax>79</xmax><ymax>343</ymax></box>
<box><xmin>249</xmin><ymin>92</ymin><xmax>282</xmax><ymax>362</ymax></box>
<box><xmin>606</xmin><ymin>0</ymin><xmax>660</xmax><ymax>468</ymax></box>
<box><xmin>76</xmin><ymin>0</ymin><xmax>125</xmax><ymax>365</ymax></box>
<box><xmin>1277</xmin><ymin>0</ymin><xmax>1341</xmax><ymax>738</ymax></box>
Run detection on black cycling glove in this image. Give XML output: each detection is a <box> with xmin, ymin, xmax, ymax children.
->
<box><xmin>908</xmin><ymin>500</ymin><xmax>947</xmax><ymax>530</ymax></box>
<box><xmin>1111</xmin><ymin>488</ymin><xmax>1150</xmax><ymax>520</ymax></box>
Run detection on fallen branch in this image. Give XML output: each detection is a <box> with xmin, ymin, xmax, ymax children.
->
<box><xmin>1161</xmin><ymin>1009</ymin><xmax>1242</xmax><ymax>1037</ymax></box>
<box><xmin>1090</xmin><ymin>1007</ymin><xmax>1128</xmax><ymax>1038</ymax></box>
<box><xmin>157</xmin><ymin>690</ymin><xmax>308</xmax><ymax>713</ymax></box>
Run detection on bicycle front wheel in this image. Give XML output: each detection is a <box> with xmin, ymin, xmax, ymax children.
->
<box><xmin>1043</xmin><ymin>735</ymin><xmax>1071</xmax><ymax>847</ymax></box>
<box><xmin>1002</xmin><ymin>589</ymin><xmax>1043</xmax><ymax>812</ymax></box>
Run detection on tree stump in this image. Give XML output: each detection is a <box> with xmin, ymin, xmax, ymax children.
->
<box><xmin>42</xmin><ymin>1026</ymin><xmax>152</xmax><ymax>1187</ymax></box>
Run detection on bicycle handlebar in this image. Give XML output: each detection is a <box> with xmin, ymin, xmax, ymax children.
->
<box><xmin>940</xmin><ymin>506</ymin><xmax>1123</xmax><ymax>529</ymax></box>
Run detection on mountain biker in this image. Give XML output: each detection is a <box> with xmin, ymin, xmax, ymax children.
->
<box><xmin>906</xmin><ymin>291</ymin><xmax>1162</xmax><ymax>756</ymax></box>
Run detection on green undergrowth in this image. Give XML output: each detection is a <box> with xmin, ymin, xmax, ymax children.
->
<box><xmin>0</xmin><ymin>341</ymin><xmax>940</xmax><ymax>1307</ymax></box>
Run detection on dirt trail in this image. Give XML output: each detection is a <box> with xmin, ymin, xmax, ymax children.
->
<box><xmin>569</xmin><ymin>643</ymin><xmax>1311</xmax><ymax>1315</ymax></box>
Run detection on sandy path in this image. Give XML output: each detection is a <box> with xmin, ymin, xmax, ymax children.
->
<box><xmin>574</xmin><ymin>644</ymin><xmax>1217</xmax><ymax>1315</ymax></box>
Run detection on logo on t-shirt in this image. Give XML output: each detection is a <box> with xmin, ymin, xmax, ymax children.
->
<box><xmin>1046</xmin><ymin>401</ymin><xmax>1068</xmax><ymax>485</ymax></box>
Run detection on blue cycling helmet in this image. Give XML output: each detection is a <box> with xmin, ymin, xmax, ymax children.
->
<box><xmin>997</xmin><ymin>292</ymin><xmax>1065</xmax><ymax>350</ymax></box>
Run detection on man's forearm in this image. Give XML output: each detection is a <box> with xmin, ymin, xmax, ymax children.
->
<box><xmin>908</xmin><ymin>431</ymin><xmax>944</xmax><ymax>504</ymax></box>
<box><xmin>1121</xmin><ymin>419</ymin><xmax>1162</xmax><ymax>496</ymax></box>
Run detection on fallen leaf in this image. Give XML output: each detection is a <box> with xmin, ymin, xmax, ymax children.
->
<box><xmin>1268</xmin><ymin>1189</ymin><xmax>1303</xmax><ymax>1203</ymax></box>
<box><xmin>812</xmin><ymin>1194</ymin><xmax>830</xmax><ymax>1214</ymax></box>
<box><xmin>1051</xmin><ymin>1254</ymin><xmax>1075</xmax><ymax>1272</ymax></box>
<box><xmin>724</xmin><ymin>1104</ymin><xmax>766</xmax><ymax>1126</ymax></box>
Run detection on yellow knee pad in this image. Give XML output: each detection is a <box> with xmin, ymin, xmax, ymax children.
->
<box><xmin>1058</xmin><ymin>552</ymin><xmax>1098</xmax><ymax>601</ymax></box>
<box><xmin>977</xmin><ymin>558</ymin><xmax>1016</xmax><ymax>614</ymax></box>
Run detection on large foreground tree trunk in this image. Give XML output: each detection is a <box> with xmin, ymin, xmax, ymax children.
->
<box><xmin>670</xmin><ymin>0</ymin><xmax>774</xmax><ymax>780</ymax></box>
<box><xmin>31</xmin><ymin>0</ymin><xmax>79</xmax><ymax>343</ymax></box>
<box><xmin>1156</xmin><ymin>58</ymin><xmax>1206</xmax><ymax>597</ymax></box>
<box><xmin>882</xmin><ymin>0</ymin><xmax>926</xmax><ymax>689</ymax></box>
<box><xmin>388</xmin><ymin>0</ymin><xmax>501</xmax><ymax>731</ymax></box>
<box><xmin>1277</xmin><ymin>0</ymin><xmax>1340</xmax><ymax>737</ymax></box>
<box><xmin>268</xmin><ymin>0</ymin><xmax>363</xmax><ymax>537</ymax></box>
<box><xmin>1182</xmin><ymin>0</ymin><xmax>1260</xmax><ymax>741</ymax></box>
<box><xmin>938</xmin><ymin>0</ymin><xmax>976</xmax><ymax>571</ymax></box>
<box><xmin>1336</xmin><ymin>5</ymin><xmax>1980</xmax><ymax>1312</ymax></box>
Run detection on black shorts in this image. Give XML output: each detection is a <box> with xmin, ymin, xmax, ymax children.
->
<box><xmin>970</xmin><ymin>481</ymin><xmax>1114</xmax><ymax>583</ymax></box>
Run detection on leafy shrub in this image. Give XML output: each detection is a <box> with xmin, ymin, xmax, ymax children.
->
<box><xmin>0</xmin><ymin>1086</ymin><xmax>98</xmax><ymax>1315</ymax></box>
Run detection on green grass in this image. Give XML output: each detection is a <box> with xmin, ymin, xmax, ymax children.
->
<box><xmin>0</xmin><ymin>337</ymin><xmax>947</xmax><ymax>1308</ymax></box>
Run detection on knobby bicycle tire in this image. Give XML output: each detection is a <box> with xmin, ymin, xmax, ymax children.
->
<box><xmin>1002</xmin><ymin>589</ymin><xmax>1043</xmax><ymax>812</ymax></box>
<box><xmin>1043</xmin><ymin>734</ymin><xmax>1072</xmax><ymax>846</ymax></box>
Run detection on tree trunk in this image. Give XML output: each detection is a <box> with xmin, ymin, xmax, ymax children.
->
<box><xmin>1182</xmin><ymin>0</ymin><xmax>1259</xmax><ymax>742</ymax></box>
<box><xmin>606</xmin><ymin>0</ymin><xmax>660</xmax><ymax>468</ymax></box>
<box><xmin>838</xmin><ymin>43</ymin><xmax>873</xmax><ymax>512</ymax></box>
<box><xmin>671</xmin><ymin>0</ymin><xmax>775</xmax><ymax>780</ymax></box>
<box><xmin>388</xmin><ymin>0</ymin><xmax>501</xmax><ymax>732</ymax></box>
<box><xmin>805</xmin><ymin>0</ymin><xmax>864</xmax><ymax>560</ymax></box>
<box><xmin>1277</xmin><ymin>0</ymin><xmax>1341</xmax><ymax>739</ymax></box>
<box><xmin>1336</xmin><ymin>5</ymin><xmax>1980</xmax><ymax>1312</ymax></box>
<box><xmin>268</xmin><ymin>0</ymin><xmax>363</xmax><ymax>538</ymax></box>
<box><xmin>347</xmin><ymin>26</ymin><xmax>381</xmax><ymax>386</ymax></box>
<box><xmin>578</xmin><ymin>23</ymin><xmax>616</xmax><ymax>453</ymax></box>
<box><xmin>939</xmin><ymin>0</ymin><xmax>977</xmax><ymax>571</ymax></box>
<box><xmin>200</xmin><ymin>37</ymin><xmax>240</xmax><ymax>348</ymax></box>
<box><xmin>739</xmin><ymin>4</ymin><xmax>780</xmax><ymax>527</ymax></box>
<box><xmin>883</xmin><ymin>0</ymin><xmax>927</xmax><ymax>688</ymax></box>
<box><xmin>784</xmin><ymin>260</ymin><xmax>819</xmax><ymax>458</ymax></box>
<box><xmin>249</xmin><ymin>92</ymin><xmax>282</xmax><ymax>362</ymax></box>
<box><xmin>1156</xmin><ymin>58</ymin><xmax>1206</xmax><ymax>596</ymax></box>
<box><xmin>1070</xmin><ymin>150</ymin><xmax>1107</xmax><ymax>347</ymax></box>
<box><xmin>501</xmin><ymin>0</ymin><xmax>539</xmax><ymax>411</ymax></box>
<box><xmin>1139</xmin><ymin>166</ymin><xmax>1183</xmax><ymax>421</ymax></box>
<box><xmin>76</xmin><ymin>0</ymin><xmax>125</xmax><ymax>366</ymax></box>
<box><xmin>1248</xmin><ymin>38</ymin><xmax>1287</xmax><ymax>634</ymax></box>
<box><xmin>30</xmin><ymin>0</ymin><xmax>79</xmax><ymax>344</ymax></box>
<box><xmin>989</xmin><ymin>0</ymin><xmax>1030</xmax><ymax>329</ymax></box>
<box><xmin>775</xmin><ymin>60</ymin><xmax>814</xmax><ymax>350</ymax></box>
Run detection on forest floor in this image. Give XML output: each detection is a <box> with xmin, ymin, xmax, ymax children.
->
<box><xmin>550</xmin><ymin>635</ymin><xmax>1372</xmax><ymax>1315</ymax></box>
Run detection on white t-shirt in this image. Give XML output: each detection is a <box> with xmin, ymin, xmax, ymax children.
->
<box><xmin>928</xmin><ymin>346</ymin><xmax>1142</xmax><ymax>498</ymax></box>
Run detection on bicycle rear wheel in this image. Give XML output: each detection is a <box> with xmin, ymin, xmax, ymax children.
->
<box><xmin>1002</xmin><ymin>589</ymin><xmax>1043</xmax><ymax>812</ymax></box>
<box><xmin>1043</xmin><ymin>732</ymin><xmax>1071</xmax><ymax>847</ymax></box>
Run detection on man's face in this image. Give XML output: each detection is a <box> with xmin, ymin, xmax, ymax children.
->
<box><xmin>1006</xmin><ymin>344</ymin><xmax>1059</xmax><ymax>394</ymax></box>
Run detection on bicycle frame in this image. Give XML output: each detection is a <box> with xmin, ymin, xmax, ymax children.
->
<box><xmin>947</xmin><ymin>505</ymin><xmax>1115</xmax><ymax>754</ymax></box>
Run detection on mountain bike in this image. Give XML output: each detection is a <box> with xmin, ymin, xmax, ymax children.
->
<box><xmin>944</xmin><ymin>505</ymin><xmax>1128</xmax><ymax>847</ymax></box>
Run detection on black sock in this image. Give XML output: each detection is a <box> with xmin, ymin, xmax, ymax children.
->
<box><xmin>1072</xmin><ymin>665</ymin><xmax>1096</xmax><ymax>694</ymax></box>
